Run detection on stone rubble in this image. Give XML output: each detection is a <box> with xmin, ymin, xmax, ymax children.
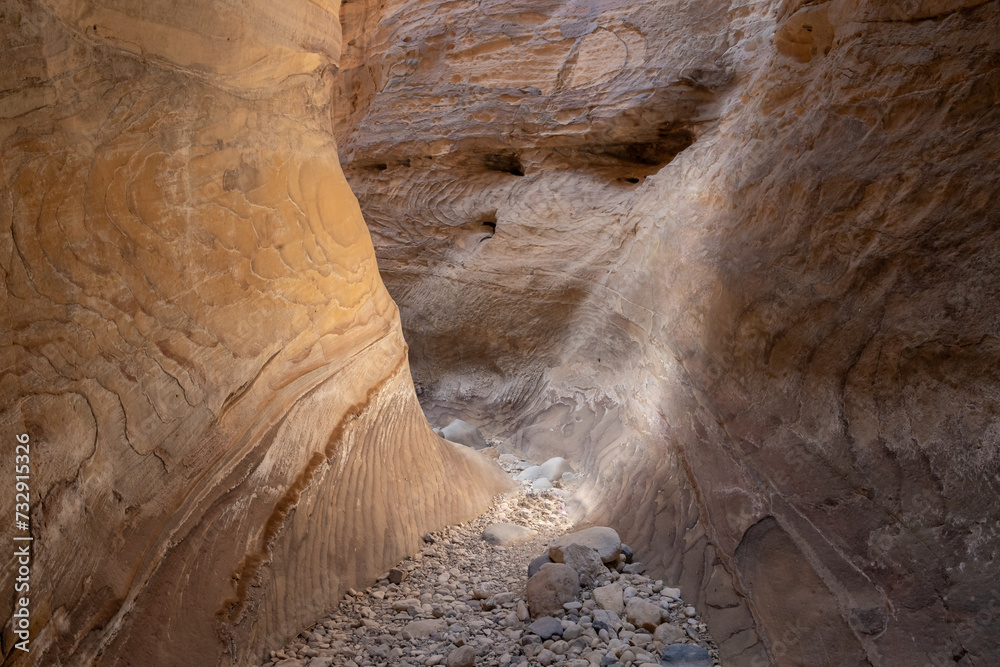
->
<box><xmin>266</xmin><ymin>452</ymin><xmax>720</xmax><ymax>667</ymax></box>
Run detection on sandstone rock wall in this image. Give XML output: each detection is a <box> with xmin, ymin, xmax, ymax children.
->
<box><xmin>0</xmin><ymin>1</ymin><xmax>511</xmax><ymax>664</ymax></box>
<box><xmin>336</xmin><ymin>0</ymin><xmax>1000</xmax><ymax>664</ymax></box>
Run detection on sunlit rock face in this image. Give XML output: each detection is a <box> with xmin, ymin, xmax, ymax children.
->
<box><xmin>337</xmin><ymin>0</ymin><xmax>1000</xmax><ymax>664</ymax></box>
<box><xmin>0</xmin><ymin>1</ymin><xmax>512</xmax><ymax>664</ymax></box>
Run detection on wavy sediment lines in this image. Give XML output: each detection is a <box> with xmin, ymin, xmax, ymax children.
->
<box><xmin>1</xmin><ymin>3</ymin><xmax>513</xmax><ymax>665</ymax></box>
<box><xmin>337</xmin><ymin>0</ymin><xmax>1000</xmax><ymax>664</ymax></box>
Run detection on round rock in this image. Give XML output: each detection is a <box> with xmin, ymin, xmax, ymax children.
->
<box><xmin>532</xmin><ymin>477</ymin><xmax>554</xmax><ymax>491</ymax></box>
<box><xmin>549</xmin><ymin>526</ymin><xmax>621</xmax><ymax>564</ymax></box>
<box><xmin>562</xmin><ymin>543</ymin><xmax>608</xmax><ymax>588</ymax></box>
<box><xmin>528</xmin><ymin>552</ymin><xmax>553</xmax><ymax>578</ymax></box>
<box><xmin>540</xmin><ymin>457</ymin><xmax>575</xmax><ymax>481</ymax></box>
<box><xmin>445</xmin><ymin>645</ymin><xmax>477</xmax><ymax>667</ymax></box>
<box><xmin>482</xmin><ymin>523</ymin><xmax>536</xmax><ymax>546</ymax></box>
<box><xmin>528</xmin><ymin>615</ymin><xmax>564</xmax><ymax>639</ymax></box>
<box><xmin>440</xmin><ymin>419</ymin><xmax>488</xmax><ymax>450</ymax></box>
<box><xmin>661</xmin><ymin>643</ymin><xmax>712</xmax><ymax>666</ymax></box>
<box><xmin>526</xmin><ymin>562</ymin><xmax>581</xmax><ymax>617</ymax></box>
<box><xmin>516</xmin><ymin>466</ymin><xmax>545</xmax><ymax>482</ymax></box>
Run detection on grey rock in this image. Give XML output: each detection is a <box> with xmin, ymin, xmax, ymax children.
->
<box><xmin>536</xmin><ymin>649</ymin><xmax>558</xmax><ymax>666</ymax></box>
<box><xmin>526</xmin><ymin>563</ymin><xmax>581</xmax><ymax>617</ymax></box>
<box><xmin>653</xmin><ymin>623</ymin><xmax>687</xmax><ymax>646</ymax></box>
<box><xmin>482</xmin><ymin>523</ymin><xmax>535</xmax><ymax>546</ymax></box>
<box><xmin>660</xmin><ymin>644</ymin><xmax>712</xmax><ymax>666</ymax></box>
<box><xmin>529</xmin><ymin>615</ymin><xmax>564</xmax><ymax>639</ymax></box>
<box><xmin>306</xmin><ymin>659</ymin><xmax>334</xmax><ymax>667</ymax></box>
<box><xmin>440</xmin><ymin>419</ymin><xmax>488</xmax><ymax>449</ymax></box>
<box><xmin>623</xmin><ymin>562</ymin><xmax>646</xmax><ymax>575</ymax></box>
<box><xmin>621</xmin><ymin>544</ymin><xmax>634</xmax><ymax>564</ymax></box>
<box><xmin>550</xmin><ymin>639</ymin><xmax>570</xmax><ymax>655</ymax></box>
<box><xmin>401</xmin><ymin>618</ymin><xmax>448</xmax><ymax>640</ymax></box>
<box><xmin>593</xmin><ymin>583</ymin><xmax>625</xmax><ymax>614</ymax></box>
<box><xmin>562</xmin><ymin>543</ymin><xmax>607</xmax><ymax>588</ymax></box>
<box><xmin>626</xmin><ymin>597</ymin><xmax>664</xmax><ymax>631</ymax></box>
<box><xmin>531</xmin><ymin>477</ymin><xmax>554</xmax><ymax>491</ymax></box>
<box><xmin>516</xmin><ymin>466</ymin><xmax>545</xmax><ymax>482</ymax></box>
<box><xmin>445</xmin><ymin>645</ymin><xmax>477</xmax><ymax>667</ymax></box>
<box><xmin>540</xmin><ymin>457</ymin><xmax>575</xmax><ymax>481</ymax></box>
<box><xmin>549</xmin><ymin>527</ymin><xmax>621</xmax><ymax>564</ymax></box>
<box><xmin>592</xmin><ymin>608</ymin><xmax>623</xmax><ymax>631</ymax></box>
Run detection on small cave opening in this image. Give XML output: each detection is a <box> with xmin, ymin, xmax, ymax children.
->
<box><xmin>598</xmin><ymin>128</ymin><xmax>694</xmax><ymax>168</ymax></box>
<box><xmin>482</xmin><ymin>151</ymin><xmax>525</xmax><ymax>176</ymax></box>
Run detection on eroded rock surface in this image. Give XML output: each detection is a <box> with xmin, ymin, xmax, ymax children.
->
<box><xmin>335</xmin><ymin>0</ymin><xmax>1000</xmax><ymax>664</ymax></box>
<box><xmin>0</xmin><ymin>1</ymin><xmax>512</xmax><ymax>664</ymax></box>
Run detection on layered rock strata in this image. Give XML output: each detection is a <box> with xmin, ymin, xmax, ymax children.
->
<box><xmin>335</xmin><ymin>0</ymin><xmax>1000</xmax><ymax>664</ymax></box>
<box><xmin>0</xmin><ymin>1</ymin><xmax>511</xmax><ymax>664</ymax></box>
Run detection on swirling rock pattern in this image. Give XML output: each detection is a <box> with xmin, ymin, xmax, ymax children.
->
<box><xmin>0</xmin><ymin>1</ymin><xmax>512</xmax><ymax>664</ymax></box>
<box><xmin>336</xmin><ymin>0</ymin><xmax>1000</xmax><ymax>664</ymax></box>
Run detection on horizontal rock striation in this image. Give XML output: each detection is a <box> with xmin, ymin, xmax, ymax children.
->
<box><xmin>0</xmin><ymin>1</ymin><xmax>511</xmax><ymax>664</ymax></box>
<box><xmin>336</xmin><ymin>0</ymin><xmax>1000</xmax><ymax>664</ymax></box>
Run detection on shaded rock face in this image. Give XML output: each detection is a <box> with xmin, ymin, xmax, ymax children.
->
<box><xmin>0</xmin><ymin>1</ymin><xmax>512</xmax><ymax>665</ymax></box>
<box><xmin>335</xmin><ymin>0</ymin><xmax>1000</xmax><ymax>664</ymax></box>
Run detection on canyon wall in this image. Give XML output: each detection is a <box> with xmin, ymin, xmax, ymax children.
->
<box><xmin>335</xmin><ymin>0</ymin><xmax>1000</xmax><ymax>664</ymax></box>
<box><xmin>0</xmin><ymin>0</ymin><xmax>512</xmax><ymax>664</ymax></box>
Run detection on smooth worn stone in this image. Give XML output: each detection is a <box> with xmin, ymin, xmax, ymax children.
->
<box><xmin>660</xmin><ymin>644</ymin><xmax>712</xmax><ymax>667</ymax></box>
<box><xmin>482</xmin><ymin>523</ymin><xmax>536</xmax><ymax>546</ymax></box>
<box><xmin>401</xmin><ymin>619</ymin><xmax>448</xmax><ymax>640</ymax></box>
<box><xmin>306</xmin><ymin>659</ymin><xmax>334</xmax><ymax>667</ymax></box>
<box><xmin>393</xmin><ymin>598</ymin><xmax>422</xmax><ymax>611</ymax></box>
<box><xmin>592</xmin><ymin>609</ymin><xmax>624</xmax><ymax>632</ymax></box>
<box><xmin>550</xmin><ymin>639</ymin><xmax>570</xmax><ymax>655</ymax></box>
<box><xmin>562</xmin><ymin>543</ymin><xmax>608</xmax><ymax>588</ymax></box>
<box><xmin>445</xmin><ymin>645</ymin><xmax>477</xmax><ymax>667</ymax></box>
<box><xmin>623</xmin><ymin>562</ymin><xmax>646</xmax><ymax>575</ymax></box>
<box><xmin>540</xmin><ymin>457</ymin><xmax>575</xmax><ymax>481</ymax></box>
<box><xmin>527</xmin><ymin>563</ymin><xmax>581</xmax><ymax>617</ymax></box>
<box><xmin>549</xmin><ymin>527</ymin><xmax>622</xmax><ymax>564</ymax></box>
<box><xmin>529</xmin><ymin>616</ymin><xmax>565</xmax><ymax>639</ymax></box>
<box><xmin>532</xmin><ymin>477</ymin><xmax>554</xmax><ymax>491</ymax></box>
<box><xmin>662</xmin><ymin>588</ymin><xmax>682</xmax><ymax>600</ymax></box>
<box><xmin>593</xmin><ymin>584</ymin><xmax>625</xmax><ymax>614</ymax></box>
<box><xmin>620</xmin><ymin>544</ymin><xmax>634</xmax><ymax>564</ymax></box>
<box><xmin>517</xmin><ymin>600</ymin><xmax>530</xmax><ymax>622</ymax></box>
<box><xmin>653</xmin><ymin>623</ymin><xmax>687</xmax><ymax>646</ymax></box>
<box><xmin>529</xmin><ymin>553</ymin><xmax>553</xmax><ymax>578</ymax></box>
<box><xmin>494</xmin><ymin>591</ymin><xmax>515</xmax><ymax>605</ymax></box>
<box><xmin>516</xmin><ymin>466</ymin><xmax>546</xmax><ymax>482</ymax></box>
<box><xmin>538</xmin><ymin>648</ymin><xmax>560</xmax><ymax>666</ymax></box>
<box><xmin>440</xmin><ymin>419</ymin><xmax>488</xmax><ymax>450</ymax></box>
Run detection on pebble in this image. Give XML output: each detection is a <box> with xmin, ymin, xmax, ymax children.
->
<box><xmin>528</xmin><ymin>616</ymin><xmax>564</xmax><ymax>639</ymax></box>
<box><xmin>445</xmin><ymin>645</ymin><xmax>477</xmax><ymax>667</ymax></box>
<box><xmin>267</xmin><ymin>451</ymin><xmax>720</xmax><ymax>667</ymax></box>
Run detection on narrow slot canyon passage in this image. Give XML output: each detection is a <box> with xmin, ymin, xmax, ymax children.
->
<box><xmin>1</xmin><ymin>0</ymin><xmax>998</xmax><ymax>666</ymax></box>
